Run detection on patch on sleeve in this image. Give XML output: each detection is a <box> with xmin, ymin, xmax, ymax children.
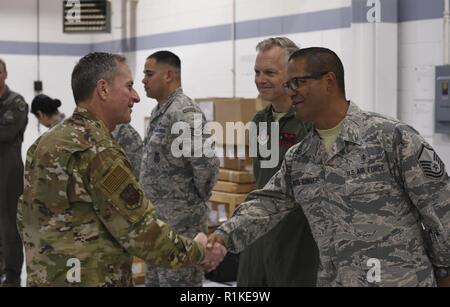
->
<box><xmin>182</xmin><ymin>107</ymin><xmax>197</xmax><ymax>113</ymax></box>
<box><xmin>15</xmin><ymin>98</ymin><xmax>27</xmax><ymax>112</ymax></box>
<box><xmin>417</xmin><ymin>145</ymin><xmax>445</xmax><ymax>179</ymax></box>
<box><xmin>119</xmin><ymin>184</ymin><xmax>142</xmax><ymax>209</ymax></box>
<box><xmin>101</xmin><ymin>164</ymin><xmax>129</xmax><ymax>194</ymax></box>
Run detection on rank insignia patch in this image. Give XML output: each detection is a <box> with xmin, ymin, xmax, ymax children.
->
<box><xmin>120</xmin><ymin>184</ymin><xmax>142</xmax><ymax>209</ymax></box>
<box><xmin>418</xmin><ymin>145</ymin><xmax>445</xmax><ymax>179</ymax></box>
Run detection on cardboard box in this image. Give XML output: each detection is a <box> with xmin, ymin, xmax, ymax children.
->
<box><xmin>210</xmin><ymin>191</ymin><xmax>248</xmax><ymax>205</ymax></box>
<box><xmin>218</xmin><ymin>169</ymin><xmax>255</xmax><ymax>183</ymax></box>
<box><xmin>213</xmin><ymin>180</ymin><xmax>255</xmax><ymax>194</ymax></box>
<box><xmin>213</xmin><ymin>98</ymin><xmax>257</xmax><ymax>126</ymax></box>
<box><xmin>216</xmin><ymin>145</ymin><xmax>253</xmax><ymax>171</ymax></box>
<box><xmin>195</xmin><ymin>98</ymin><xmax>266</xmax><ymax>146</ymax></box>
<box><xmin>219</xmin><ymin>156</ymin><xmax>252</xmax><ymax>171</ymax></box>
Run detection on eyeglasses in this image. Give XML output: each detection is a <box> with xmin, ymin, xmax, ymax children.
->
<box><xmin>283</xmin><ymin>72</ymin><xmax>329</xmax><ymax>91</ymax></box>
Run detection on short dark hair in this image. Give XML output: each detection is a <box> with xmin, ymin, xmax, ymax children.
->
<box><xmin>0</xmin><ymin>58</ymin><xmax>6</xmax><ymax>74</ymax></box>
<box><xmin>31</xmin><ymin>94</ymin><xmax>61</xmax><ymax>116</ymax></box>
<box><xmin>289</xmin><ymin>47</ymin><xmax>346</xmax><ymax>96</ymax></box>
<box><xmin>147</xmin><ymin>50</ymin><xmax>181</xmax><ymax>74</ymax></box>
<box><xmin>71</xmin><ymin>52</ymin><xmax>126</xmax><ymax>104</ymax></box>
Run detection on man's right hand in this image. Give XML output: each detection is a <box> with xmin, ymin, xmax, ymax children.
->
<box><xmin>201</xmin><ymin>233</ymin><xmax>227</xmax><ymax>272</ymax></box>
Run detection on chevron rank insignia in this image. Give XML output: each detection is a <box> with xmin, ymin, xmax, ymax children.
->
<box><xmin>417</xmin><ymin>145</ymin><xmax>445</xmax><ymax>179</ymax></box>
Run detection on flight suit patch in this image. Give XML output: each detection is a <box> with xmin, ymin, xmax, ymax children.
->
<box><xmin>280</xmin><ymin>131</ymin><xmax>296</xmax><ymax>148</ymax></box>
<box><xmin>258</xmin><ymin>127</ymin><xmax>268</xmax><ymax>145</ymax></box>
<box><xmin>16</xmin><ymin>98</ymin><xmax>27</xmax><ymax>112</ymax></box>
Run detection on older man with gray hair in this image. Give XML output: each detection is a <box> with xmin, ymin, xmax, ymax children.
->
<box><xmin>236</xmin><ymin>37</ymin><xmax>319</xmax><ymax>287</ymax></box>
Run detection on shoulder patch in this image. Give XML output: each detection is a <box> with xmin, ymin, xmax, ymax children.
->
<box><xmin>182</xmin><ymin>107</ymin><xmax>197</xmax><ymax>113</ymax></box>
<box><xmin>120</xmin><ymin>184</ymin><xmax>142</xmax><ymax>209</ymax></box>
<box><xmin>16</xmin><ymin>98</ymin><xmax>27</xmax><ymax>112</ymax></box>
<box><xmin>101</xmin><ymin>164</ymin><xmax>129</xmax><ymax>194</ymax></box>
<box><xmin>417</xmin><ymin>145</ymin><xmax>445</xmax><ymax>179</ymax></box>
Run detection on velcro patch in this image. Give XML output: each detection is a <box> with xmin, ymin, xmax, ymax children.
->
<box><xmin>418</xmin><ymin>145</ymin><xmax>445</xmax><ymax>179</ymax></box>
<box><xmin>101</xmin><ymin>164</ymin><xmax>129</xmax><ymax>194</ymax></box>
<box><xmin>182</xmin><ymin>107</ymin><xmax>197</xmax><ymax>113</ymax></box>
<box><xmin>120</xmin><ymin>184</ymin><xmax>142</xmax><ymax>209</ymax></box>
<box><xmin>14</xmin><ymin>97</ymin><xmax>27</xmax><ymax>112</ymax></box>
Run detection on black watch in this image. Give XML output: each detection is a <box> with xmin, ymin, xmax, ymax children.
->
<box><xmin>435</xmin><ymin>267</ymin><xmax>450</xmax><ymax>279</ymax></box>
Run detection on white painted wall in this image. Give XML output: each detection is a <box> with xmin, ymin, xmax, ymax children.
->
<box><xmin>1</xmin><ymin>0</ymin><xmax>448</xmax><ymax>166</ymax></box>
<box><xmin>398</xmin><ymin>18</ymin><xmax>449</xmax><ymax>165</ymax></box>
<box><xmin>235</xmin><ymin>0</ymin><xmax>351</xmax><ymax>22</ymax></box>
<box><xmin>0</xmin><ymin>0</ymin><xmax>94</xmax><ymax>158</ymax></box>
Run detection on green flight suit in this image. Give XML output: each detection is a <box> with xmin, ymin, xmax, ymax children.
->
<box><xmin>0</xmin><ymin>86</ymin><xmax>27</xmax><ymax>279</ymax></box>
<box><xmin>237</xmin><ymin>105</ymin><xmax>319</xmax><ymax>286</ymax></box>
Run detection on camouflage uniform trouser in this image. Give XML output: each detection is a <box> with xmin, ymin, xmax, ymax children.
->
<box><xmin>144</xmin><ymin>222</ymin><xmax>206</xmax><ymax>287</ymax></box>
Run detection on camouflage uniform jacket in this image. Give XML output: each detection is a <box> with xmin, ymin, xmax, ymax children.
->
<box><xmin>140</xmin><ymin>88</ymin><xmax>219</xmax><ymax>233</ymax></box>
<box><xmin>112</xmin><ymin>124</ymin><xmax>143</xmax><ymax>178</ymax></box>
<box><xmin>217</xmin><ymin>101</ymin><xmax>450</xmax><ymax>287</ymax></box>
<box><xmin>17</xmin><ymin>107</ymin><xmax>204</xmax><ymax>287</ymax></box>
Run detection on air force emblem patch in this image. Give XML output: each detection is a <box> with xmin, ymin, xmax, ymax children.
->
<box><xmin>418</xmin><ymin>145</ymin><xmax>445</xmax><ymax>179</ymax></box>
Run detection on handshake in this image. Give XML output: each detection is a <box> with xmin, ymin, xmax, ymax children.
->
<box><xmin>194</xmin><ymin>233</ymin><xmax>227</xmax><ymax>272</ymax></box>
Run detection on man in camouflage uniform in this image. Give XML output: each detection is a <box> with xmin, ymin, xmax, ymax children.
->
<box><xmin>0</xmin><ymin>58</ymin><xmax>27</xmax><ymax>287</ymax></box>
<box><xmin>209</xmin><ymin>47</ymin><xmax>450</xmax><ymax>287</ymax></box>
<box><xmin>238</xmin><ymin>37</ymin><xmax>319</xmax><ymax>287</ymax></box>
<box><xmin>17</xmin><ymin>52</ymin><xmax>224</xmax><ymax>287</ymax></box>
<box><xmin>141</xmin><ymin>50</ymin><xmax>219</xmax><ymax>287</ymax></box>
<box><xmin>112</xmin><ymin>124</ymin><xmax>143</xmax><ymax>178</ymax></box>
<box><xmin>30</xmin><ymin>100</ymin><xmax>143</xmax><ymax>178</ymax></box>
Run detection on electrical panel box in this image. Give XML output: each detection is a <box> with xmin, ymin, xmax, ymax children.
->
<box><xmin>435</xmin><ymin>65</ymin><xmax>450</xmax><ymax>134</ymax></box>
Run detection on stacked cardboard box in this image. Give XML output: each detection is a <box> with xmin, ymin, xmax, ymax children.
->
<box><xmin>132</xmin><ymin>257</ymin><xmax>145</xmax><ymax>285</ymax></box>
<box><xmin>195</xmin><ymin>98</ymin><xmax>268</xmax><ymax>219</ymax></box>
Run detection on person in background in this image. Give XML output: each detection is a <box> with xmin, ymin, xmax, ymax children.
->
<box><xmin>111</xmin><ymin>123</ymin><xmax>143</xmax><ymax>178</ymax></box>
<box><xmin>141</xmin><ymin>50</ymin><xmax>220</xmax><ymax>287</ymax></box>
<box><xmin>238</xmin><ymin>37</ymin><xmax>319</xmax><ymax>287</ymax></box>
<box><xmin>31</xmin><ymin>94</ymin><xmax>65</xmax><ymax>129</ymax></box>
<box><xmin>0</xmin><ymin>58</ymin><xmax>27</xmax><ymax>287</ymax></box>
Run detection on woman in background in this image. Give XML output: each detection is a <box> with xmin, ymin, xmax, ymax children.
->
<box><xmin>31</xmin><ymin>94</ymin><xmax>65</xmax><ymax>128</ymax></box>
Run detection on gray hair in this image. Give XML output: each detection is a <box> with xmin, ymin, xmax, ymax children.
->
<box><xmin>256</xmin><ymin>37</ymin><xmax>299</xmax><ymax>58</ymax></box>
<box><xmin>71</xmin><ymin>52</ymin><xmax>127</xmax><ymax>104</ymax></box>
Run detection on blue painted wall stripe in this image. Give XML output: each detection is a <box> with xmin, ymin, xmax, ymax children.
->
<box><xmin>398</xmin><ymin>0</ymin><xmax>443</xmax><ymax>22</ymax></box>
<box><xmin>0</xmin><ymin>40</ymin><xmax>91</xmax><ymax>56</ymax></box>
<box><xmin>136</xmin><ymin>24</ymin><xmax>232</xmax><ymax>50</ymax></box>
<box><xmin>0</xmin><ymin>3</ymin><xmax>444</xmax><ymax>56</ymax></box>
